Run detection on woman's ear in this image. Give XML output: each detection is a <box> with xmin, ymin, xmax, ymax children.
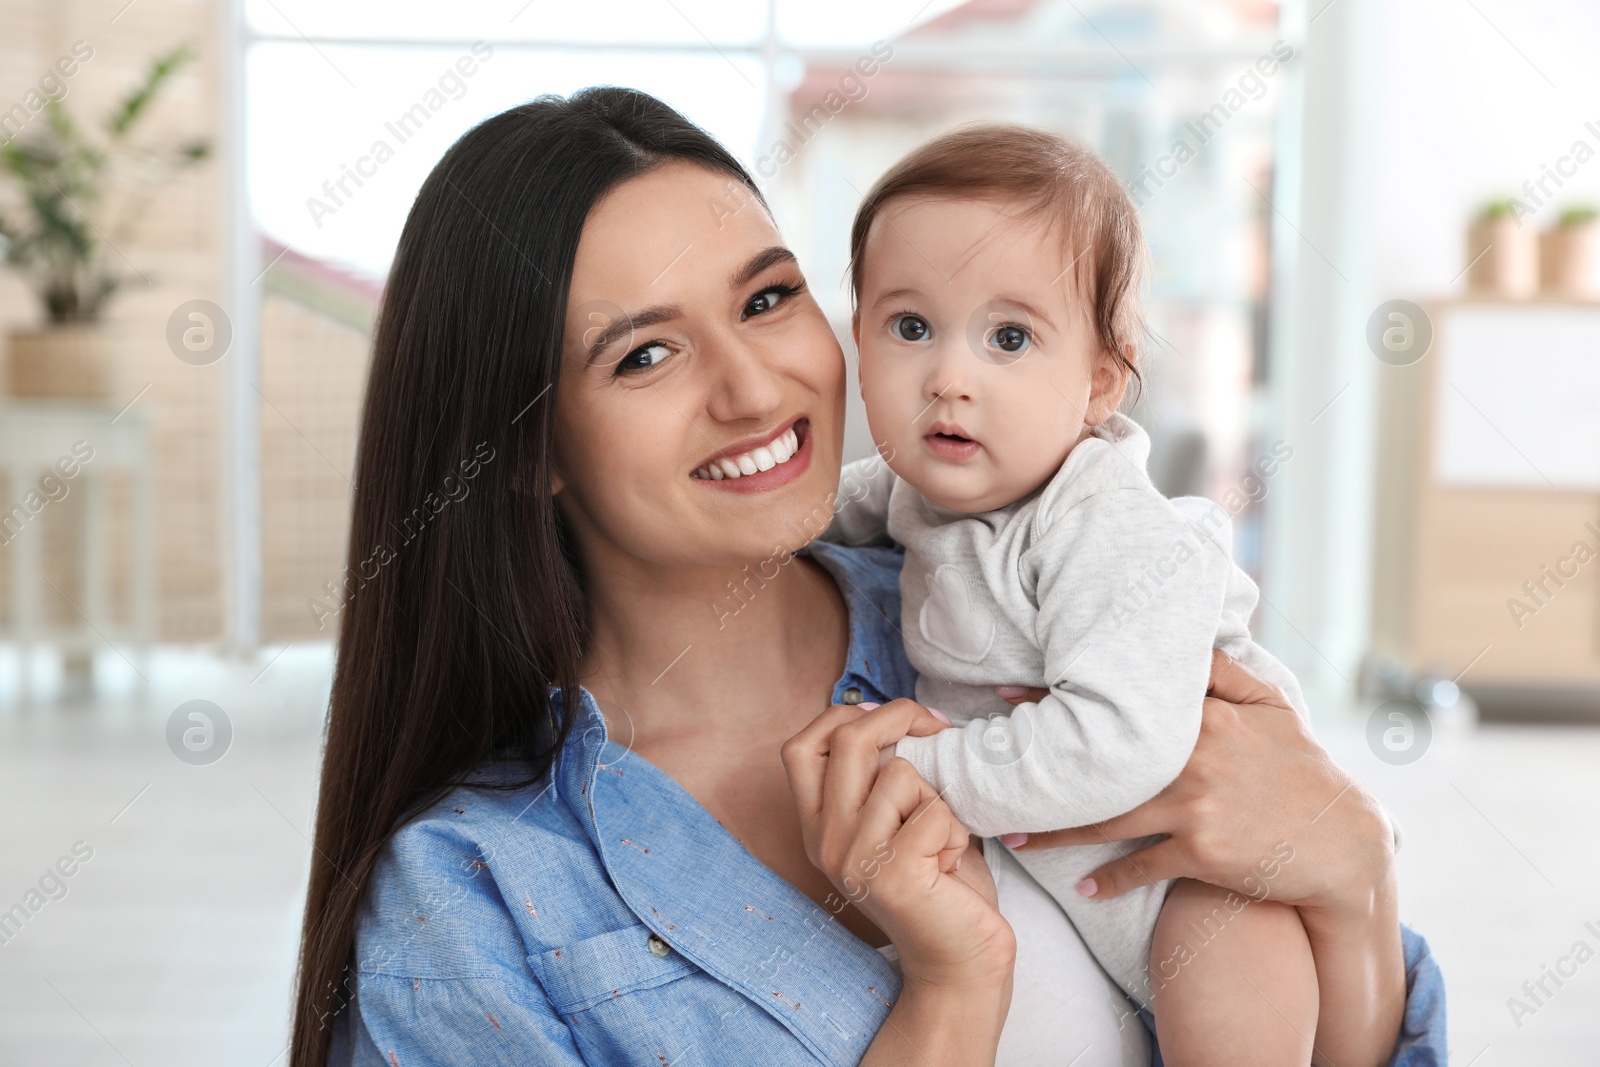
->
<box><xmin>1084</xmin><ymin>343</ymin><xmax>1134</xmax><ymax>426</ymax></box>
<box><xmin>511</xmin><ymin>461</ymin><xmax>563</xmax><ymax>496</ymax></box>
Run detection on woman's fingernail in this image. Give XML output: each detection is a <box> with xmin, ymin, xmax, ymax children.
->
<box><xmin>927</xmin><ymin>707</ymin><xmax>951</xmax><ymax>725</ymax></box>
<box><xmin>955</xmin><ymin>855</ymin><xmax>962</xmax><ymax>871</ymax></box>
<box><xmin>1075</xmin><ymin>877</ymin><xmax>1098</xmax><ymax>898</ymax></box>
<box><xmin>995</xmin><ymin>685</ymin><xmax>1028</xmax><ymax>698</ymax></box>
<box><xmin>999</xmin><ymin>832</ymin><xmax>1028</xmax><ymax>848</ymax></box>
<box><xmin>857</xmin><ymin>701</ymin><xmax>881</xmax><ymax>709</ymax></box>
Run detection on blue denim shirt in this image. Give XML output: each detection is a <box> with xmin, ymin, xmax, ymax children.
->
<box><xmin>329</xmin><ymin>540</ymin><xmax>1447</xmax><ymax>1066</ymax></box>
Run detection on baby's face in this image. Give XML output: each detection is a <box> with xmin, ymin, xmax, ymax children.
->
<box><xmin>854</xmin><ymin>195</ymin><xmax>1127</xmax><ymax>514</ymax></box>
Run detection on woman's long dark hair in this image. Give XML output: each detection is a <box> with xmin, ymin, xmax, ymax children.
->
<box><xmin>289</xmin><ymin>87</ymin><xmax>763</xmax><ymax>1067</ymax></box>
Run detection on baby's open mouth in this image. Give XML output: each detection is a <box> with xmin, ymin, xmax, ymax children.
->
<box><xmin>923</xmin><ymin>423</ymin><xmax>981</xmax><ymax>460</ymax></box>
<box><xmin>691</xmin><ymin>418</ymin><xmax>808</xmax><ymax>481</ymax></box>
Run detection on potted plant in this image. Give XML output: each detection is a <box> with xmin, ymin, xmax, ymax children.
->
<box><xmin>1540</xmin><ymin>204</ymin><xmax>1600</xmax><ymax>298</ymax></box>
<box><xmin>1464</xmin><ymin>197</ymin><xmax>1538</xmax><ymax>298</ymax></box>
<box><xmin>0</xmin><ymin>43</ymin><xmax>210</xmax><ymax>398</ymax></box>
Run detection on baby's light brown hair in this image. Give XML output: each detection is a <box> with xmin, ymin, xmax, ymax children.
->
<box><xmin>848</xmin><ymin>122</ymin><xmax>1147</xmax><ymax>391</ymax></box>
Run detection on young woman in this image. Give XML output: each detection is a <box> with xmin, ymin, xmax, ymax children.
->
<box><xmin>288</xmin><ymin>87</ymin><xmax>1445</xmax><ymax>1066</ymax></box>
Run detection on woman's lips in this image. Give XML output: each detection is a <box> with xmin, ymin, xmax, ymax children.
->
<box><xmin>923</xmin><ymin>431</ymin><xmax>980</xmax><ymax>461</ymax></box>
<box><xmin>691</xmin><ymin>418</ymin><xmax>813</xmax><ymax>493</ymax></box>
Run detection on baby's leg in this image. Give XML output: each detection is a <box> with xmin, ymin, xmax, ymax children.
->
<box><xmin>1150</xmin><ymin>878</ymin><xmax>1318</xmax><ymax>1067</ymax></box>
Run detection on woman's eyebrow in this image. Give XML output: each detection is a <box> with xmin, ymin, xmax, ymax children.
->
<box><xmin>730</xmin><ymin>245</ymin><xmax>796</xmax><ymax>288</ymax></box>
<box><xmin>583</xmin><ymin>304</ymin><xmax>680</xmax><ymax>366</ymax></box>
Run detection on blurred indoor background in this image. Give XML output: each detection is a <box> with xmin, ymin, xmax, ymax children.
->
<box><xmin>1</xmin><ymin>0</ymin><xmax>1597</xmax><ymax>1061</ymax></box>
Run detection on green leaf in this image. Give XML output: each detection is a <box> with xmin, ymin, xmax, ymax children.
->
<box><xmin>0</xmin><ymin>40</ymin><xmax>209</xmax><ymax>322</ymax></box>
<box><xmin>107</xmin><ymin>42</ymin><xmax>198</xmax><ymax>139</ymax></box>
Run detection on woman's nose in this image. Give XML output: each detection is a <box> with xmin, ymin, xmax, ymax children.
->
<box><xmin>703</xmin><ymin>331</ymin><xmax>786</xmax><ymax>422</ymax></box>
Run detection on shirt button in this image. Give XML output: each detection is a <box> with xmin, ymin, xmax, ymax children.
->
<box><xmin>841</xmin><ymin>687</ymin><xmax>863</xmax><ymax>705</ymax></box>
<box><xmin>647</xmin><ymin>933</ymin><xmax>671</xmax><ymax>958</ymax></box>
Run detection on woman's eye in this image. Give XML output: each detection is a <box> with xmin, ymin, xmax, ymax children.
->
<box><xmin>892</xmin><ymin>315</ymin><xmax>930</xmax><ymax>342</ymax></box>
<box><xmin>616</xmin><ymin>341</ymin><xmax>670</xmax><ymax>374</ymax></box>
<box><xmin>988</xmin><ymin>324</ymin><xmax>1030</xmax><ymax>354</ymax></box>
<box><xmin>743</xmin><ymin>285</ymin><xmax>793</xmax><ymax>319</ymax></box>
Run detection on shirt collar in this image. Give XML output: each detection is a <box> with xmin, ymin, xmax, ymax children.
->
<box><xmin>550</xmin><ymin>541</ymin><xmax>910</xmax><ymax>1059</ymax></box>
<box><xmin>802</xmin><ymin>539</ymin><xmax>915</xmax><ymax>707</ymax></box>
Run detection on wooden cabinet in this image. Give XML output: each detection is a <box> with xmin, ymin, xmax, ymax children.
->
<box><xmin>1373</xmin><ymin>299</ymin><xmax>1600</xmax><ymax>687</ymax></box>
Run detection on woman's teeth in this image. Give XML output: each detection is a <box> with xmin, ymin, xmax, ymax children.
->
<box><xmin>692</xmin><ymin>426</ymin><xmax>800</xmax><ymax>480</ymax></box>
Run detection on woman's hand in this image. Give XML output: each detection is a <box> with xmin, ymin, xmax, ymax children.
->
<box><xmin>781</xmin><ymin>698</ymin><xmax>1016</xmax><ymax>992</ymax></box>
<box><xmin>1000</xmin><ymin>651</ymin><xmax>1408</xmax><ymax>1067</ymax></box>
<box><xmin>1002</xmin><ymin>650</ymin><xmax>1394</xmax><ymax>914</ymax></box>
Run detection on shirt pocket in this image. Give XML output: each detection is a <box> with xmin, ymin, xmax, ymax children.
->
<box><xmin>528</xmin><ymin>920</ymin><xmax>699</xmax><ymax>1016</ymax></box>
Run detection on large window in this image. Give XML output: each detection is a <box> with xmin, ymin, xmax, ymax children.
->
<box><xmin>242</xmin><ymin>0</ymin><xmax>1294</xmax><ymax>639</ymax></box>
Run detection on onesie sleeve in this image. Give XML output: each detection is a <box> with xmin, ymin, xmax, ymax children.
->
<box><xmin>820</xmin><ymin>454</ymin><xmax>900</xmax><ymax>548</ymax></box>
<box><xmin>1169</xmin><ymin>495</ymin><xmax>1311</xmax><ymax>722</ymax></box>
<box><xmin>892</xmin><ymin>487</ymin><xmax>1233</xmax><ymax>836</ymax></box>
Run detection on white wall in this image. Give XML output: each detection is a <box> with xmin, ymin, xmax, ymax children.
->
<box><xmin>1374</xmin><ymin>0</ymin><xmax>1600</xmax><ymax>298</ymax></box>
<box><xmin>1260</xmin><ymin>0</ymin><xmax>1600</xmax><ymax>712</ymax></box>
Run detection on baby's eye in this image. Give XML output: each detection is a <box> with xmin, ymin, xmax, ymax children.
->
<box><xmin>616</xmin><ymin>341</ymin><xmax>671</xmax><ymax>374</ymax></box>
<box><xmin>892</xmin><ymin>314</ymin><xmax>930</xmax><ymax>342</ymax></box>
<box><xmin>988</xmin><ymin>324</ymin><xmax>1031</xmax><ymax>355</ymax></box>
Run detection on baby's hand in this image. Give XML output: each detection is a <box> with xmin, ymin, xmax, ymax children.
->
<box><xmin>861</xmin><ymin>701</ymin><xmax>951</xmax><ymax>772</ymax></box>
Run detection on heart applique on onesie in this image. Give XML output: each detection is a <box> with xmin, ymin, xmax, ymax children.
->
<box><xmin>919</xmin><ymin>563</ymin><xmax>997</xmax><ymax>664</ymax></box>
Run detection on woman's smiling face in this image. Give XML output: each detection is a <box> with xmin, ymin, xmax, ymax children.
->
<box><xmin>552</xmin><ymin>162</ymin><xmax>847</xmax><ymax>571</ymax></box>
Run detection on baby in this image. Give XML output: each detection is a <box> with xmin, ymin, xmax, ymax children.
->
<box><xmin>827</xmin><ymin>124</ymin><xmax>1361</xmax><ymax>1066</ymax></box>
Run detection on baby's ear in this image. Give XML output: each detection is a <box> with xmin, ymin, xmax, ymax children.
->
<box><xmin>1085</xmin><ymin>343</ymin><xmax>1134</xmax><ymax>426</ymax></box>
<box><xmin>851</xmin><ymin>313</ymin><xmax>864</xmax><ymax>383</ymax></box>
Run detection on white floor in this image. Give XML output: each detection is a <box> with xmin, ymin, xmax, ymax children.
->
<box><xmin>0</xmin><ymin>646</ymin><xmax>1596</xmax><ymax>1065</ymax></box>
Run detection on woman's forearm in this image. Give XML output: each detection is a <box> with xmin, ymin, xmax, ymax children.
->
<box><xmin>861</xmin><ymin>973</ymin><xmax>1013</xmax><ymax>1067</ymax></box>
<box><xmin>1301</xmin><ymin>863</ymin><xmax>1407</xmax><ymax>1067</ymax></box>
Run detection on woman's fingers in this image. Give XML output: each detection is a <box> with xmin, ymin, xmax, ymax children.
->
<box><xmin>1205</xmin><ymin>649</ymin><xmax>1292</xmax><ymax>710</ymax></box>
<box><xmin>1074</xmin><ymin>837</ymin><xmax>1185</xmax><ymax>900</ymax></box>
<box><xmin>995</xmin><ymin>685</ymin><xmax>1049</xmax><ymax>706</ymax></box>
<box><xmin>1010</xmin><ymin>805</ymin><xmax>1167</xmax><ymax>852</ymax></box>
<box><xmin>820</xmin><ymin>700</ymin><xmax>951</xmax><ymax>843</ymax></box>
<box><xmin>888</xmin><ymin>789</ymin><xmax>969</xmax><ymax>877</ymax></box>
<box><xmin>850</xmin><ymin>757</ymin><xmax>940</xmax><ymax>854</ymax></box>
<box><xmin>780</xmin><ymin>701</ymin><xmax>878</xmax><ymax>824</ymax></box>
<box><xmin>844</xmin><ymin>759</ymin><xmax>968</xmax><ymax>896</ymax></box>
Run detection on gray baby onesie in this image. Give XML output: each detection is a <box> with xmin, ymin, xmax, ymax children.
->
<box><xmin>826</xmin><ymin>412</ymin><xmax>1310</xmax><ymax>1007</ymax></box>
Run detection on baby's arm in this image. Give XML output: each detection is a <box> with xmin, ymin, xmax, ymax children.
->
<box><xmin>1168</xmin><ymin>495</ymin><xmax>1312</xmax><ymax>719</ymax></box>
<box><xmin>820</xmin><ymin>453</ymin><xmax>899</xmax><ymax>548</ymax></box>
<box><xmin>892</xmin><ymin>487</ymin><xmax>1233</xmax><ymax>837</ymax></box>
